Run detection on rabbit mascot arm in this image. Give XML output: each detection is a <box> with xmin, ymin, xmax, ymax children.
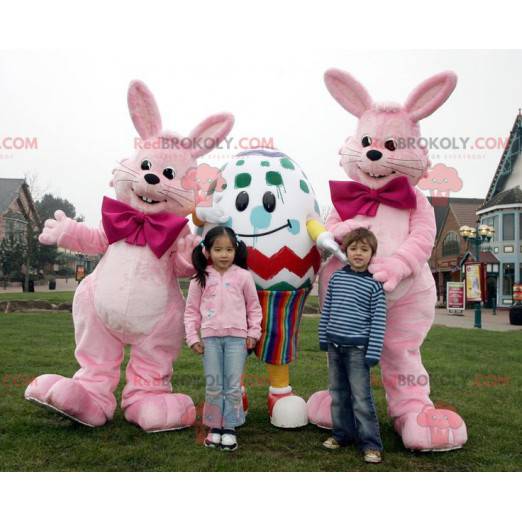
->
<box><xmin>25</xmin><ymin>81</ymin><xmax>234</xmax><ymax>432</ymax></box>
<box><xmin>307</xmin><ymin>69</ymin><xmax>467</xmax><ymax>451</ymax></box>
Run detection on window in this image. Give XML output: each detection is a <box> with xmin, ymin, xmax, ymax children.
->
<box><xmin>481</xmin><ymin>215</ymin><xmax>498</xmax><ymax>241</ymax></box>
<box><xmin>503</xmin><ymin>263</ymin><xmax>514</xmax><ymax>295</ymax></box>
<box><xmin>442</xmin><ymin>232</ymin><xmax>460</xmax><ymax>256</ymax></box>
<box><xmin>519</xmin><ymin>213</ymin><xmax>522</xmax><ymax>240</ymax></box>
<box><xmin>503</xmin><ymin>214</ymin><xmax>514</xmax><ymax>240</ymax></box>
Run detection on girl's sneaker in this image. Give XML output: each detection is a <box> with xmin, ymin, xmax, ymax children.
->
<box><xmin>322</xmin><ymin>437</ymin><xmax>340</xmax><ymax>449</ymax></box>
<box><xmin>204</xmin><ymin>428</ymin><xmax>222</xmax><ymax>449</ymax></box>
<box><xmin>363</xmin><ymin>450</ymin><xmax>383</xmax><ymax>464</ymax></box>
<box><xmin>220</xmin><ymin>429</ymin><xmax>238</xmax><ymax>451</ymax></box>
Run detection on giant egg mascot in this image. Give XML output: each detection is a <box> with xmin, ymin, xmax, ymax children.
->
<box><xmin>307</xmin><ymin>69</ymin><xmax>468</xmax><ymax>451</ymax></box>
<box><xmin>195</xmin><ymin>149</ymin><xmax>344</xmax><ymax>427</ymax></box>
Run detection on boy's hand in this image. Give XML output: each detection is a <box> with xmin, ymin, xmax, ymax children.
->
<box><xmin>365</xmin><ymin>357</ymin><xmax>379</xmax><ymax>368</ymax></box>
<box><xmin>191</xmin><ymin>342</ymin><xmax>204</xmax><ymax>355</ymax></box>
<box><xmin>246</xmin><ymin>337</ymin><xmax>256</xmax><ymax>350</ymax></box>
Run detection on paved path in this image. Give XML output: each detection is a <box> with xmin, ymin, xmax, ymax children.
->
<box><xmin>2</xmin><ymin>279</ymin><xmax>521</xmax><ymax>332</ymax></box>
<box><xmin>434</xmin><ymin>307</ymin><xmax>522</xmax><ymax>332</ymax></box>
<box><xmin>0</xmin><ymin>279</ymin><xmax>78</xmax><ymax>293</ymax></box>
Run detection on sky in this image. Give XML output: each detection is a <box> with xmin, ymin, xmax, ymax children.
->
<box><xmin>1</xmin><ymin>49</ymin><xmax>521</xmax><ymax>225</ymax></box>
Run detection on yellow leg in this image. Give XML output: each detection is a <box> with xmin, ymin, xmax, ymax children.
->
<box><xmin>266</xmin><ymin>363</ymin><xmax>290</xmax><ymax>388</ymax></box>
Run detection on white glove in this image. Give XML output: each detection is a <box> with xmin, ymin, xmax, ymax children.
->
<box><xmin>316</xmin><ymin>231</ymin><xmax>347</xmax><ymax>263</ymax></box>
<box><xmin>195</xmin><ymin>194</ymin><xmax>229</xmax><ymax>224</ymax></box>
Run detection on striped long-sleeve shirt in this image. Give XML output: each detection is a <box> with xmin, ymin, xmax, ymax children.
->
<box><xmin>319</xmin><ymin>266</ymin><xmax>387</xmax><ymax>366</ymax></box>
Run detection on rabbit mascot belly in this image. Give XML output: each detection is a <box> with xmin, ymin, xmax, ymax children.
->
<box><xmin>307</xmin><ymin>69</ymin><xmax>468</xmax><ymax>451</ymax></box>
<box><xmin>25</xmin><ymin>81</ymin><xmax>234</xmax><ymax>432</ymax></box>
<box><xmin>195</xmin><ymin>149</ymin><xmax>344</xmax><ymax>428</ymax></box>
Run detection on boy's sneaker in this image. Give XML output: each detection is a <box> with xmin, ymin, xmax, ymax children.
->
<box><xmin>322</xmin><ymin>437</ymin><xmax>343</xmax><ymax>450</ymax></box>
<box><xmin>363</xmin><ymin>450</ymin><xmax>383</xmax><ymax>463</ymax></box>
<box><xmin>204</xmin><ymin>428</ymin><xmax>222</xmax><ymax>449</ymax></box>
<box><xmin>220</xmin><ymin>429</ymin><xmax>238</xmax><ymax>451</ymax></box>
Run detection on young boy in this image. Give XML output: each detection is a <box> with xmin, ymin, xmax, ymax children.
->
<box><xmin>318</xmin><ymin>227</ymin><xmax>386</xmax><ymax>463</ymax></box>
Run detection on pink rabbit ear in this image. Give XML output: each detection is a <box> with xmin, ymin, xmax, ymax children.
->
<box><xmin>127</xmin><ymin>80</ymin><xmax>163</xmax><ymax>140</ymax></box>
<box><xmin>189</xmin><ymin>113</ymin><xmax>235</xmax><ymax>159</ymax></box>
<box><xmin>324</xmin><ymin>69</ymin><xmax>373</xmax><ymax>118</ymax></box>
<box><xmin>404</xmin><ymin>71</ymin><xmax>457</xmax><ymax>122</ymax></box>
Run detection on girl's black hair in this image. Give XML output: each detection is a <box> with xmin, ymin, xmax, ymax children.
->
<box><xmin>191</xmin><ymin>226</ymin><xmax>248</xmax><ymax>287</ymax></box>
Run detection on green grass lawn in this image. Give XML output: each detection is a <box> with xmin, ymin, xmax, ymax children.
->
<box><xmin>0</xmin><ymin>291</ymin><xmax>75</xmax><ymax>304</ymax></box>
<box><xmin>1</xmin><ymin>312</ymin><xmax>521</xmax><ymax>471</ymax></box>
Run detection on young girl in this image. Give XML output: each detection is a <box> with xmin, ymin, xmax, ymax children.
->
<box><xmin>184</xmin><ymin>226</ymin><xmax>262</xmax><ymax>451</ymax></box>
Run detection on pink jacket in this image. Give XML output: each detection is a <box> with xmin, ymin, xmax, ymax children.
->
<box><xmin>184</xmin><ymin>264</ymin><xmax>263</xmax><ymax>347</ymax></box>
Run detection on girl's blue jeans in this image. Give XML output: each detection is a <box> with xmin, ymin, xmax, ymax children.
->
<box><xmin>328</xmin><ymin>343</ymin><xmax>383</xmax><ymax>452</ymax></box>
<box><xmin>202</xmin><ymin>336</ymin><xmax>247</xmax><ymax>429</ymax></box>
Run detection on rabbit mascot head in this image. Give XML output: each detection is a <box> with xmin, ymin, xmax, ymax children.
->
<box><xmin>25</xmin><ymin>81</ymin><xmax>234</xmax><ymax>432</ymax></box>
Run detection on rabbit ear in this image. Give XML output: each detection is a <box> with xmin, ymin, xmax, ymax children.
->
<box><xmin>127</xmin><ymin>80</ymin><xmax>163</xmax><ymax>140</ymax></box>
<box><xmin>324</xmin><ymin>69</ymin><xmax>373</xmax><ymax>118</ymax></box>
<box><xmin>404</xmin><ymin>71</ymin><xmax>457</xmax><ymax>122</ymax></box>
<box><xmin>189</xmin><ymin>113</ymin><xmax>235</xmax><ymax>158</ymax></box>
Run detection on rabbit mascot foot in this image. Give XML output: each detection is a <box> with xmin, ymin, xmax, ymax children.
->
<box><xmin>195</xmin><ymin>149</ymin><xmax>344</xmax><ymax>428</ymax></box>
<box><xmin>307</xmin><ymin>69</ymin><xmax>467</xmax><ymax>451</ymax></box>
<box><xmin>25</xmin><ymin>81</ymin><xmax>234</xmax><ymax>432</ymax></box>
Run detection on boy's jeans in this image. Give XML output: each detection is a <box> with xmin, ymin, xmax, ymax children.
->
<box><xmin>203</xmin><ymin>336</ymin><xmax>247</xmax><ymax>429</ymax></box>
<box><xmin>328</xmin><ymin>343</ymin><xmax>383</xmax><ymax>452</ymax></box>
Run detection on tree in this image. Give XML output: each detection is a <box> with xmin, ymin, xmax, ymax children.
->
<box><xmin>36</xmin><ymin>194</ymin><xmax>78</xmax><ymax>222</ymax></box>
<box><xmin>0</xmin><ymin>236</ymin><xmax>24</xmax><ymax>286</ymax></box>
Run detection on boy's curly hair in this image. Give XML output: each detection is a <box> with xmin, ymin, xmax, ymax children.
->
<box><xmin>341</xmin><ymin>227</ymin><xmax>378</xmax><ymax>256</ymax></box>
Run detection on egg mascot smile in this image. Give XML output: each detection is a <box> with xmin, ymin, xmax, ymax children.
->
<box><xmin>196</xmin><ymin>148</ymin><xmax>343</xmax><ymax>427</ymax></box>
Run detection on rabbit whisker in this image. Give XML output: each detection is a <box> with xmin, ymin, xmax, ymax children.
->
<box><xmin>161</xmin><ymin>186</ymin><xmax>194</xmax><ymax>198</ymax></box>
<box><xmin>113</xmin><ymin>168</ymin><xmax>140</xmax><ymax>178</ymax></box>
<box><xmin>386</xmin><ymin>161</ymin><xmax>424</xmax><ymax>171</ymax></box>
<box><xmin>158</xmin><ymin>191</ymin><xmax>193</xmax><ymax>205</ymax></box>
<box><xmin>115</xmin><ymin>178</ymin><xmax>138</xmax><ymax>184</ymax></box>
<box><xmin>387</xmin><ymin>157</ymin><xmax>422</xmax><ymax>163</ymax></box>
<box><xmin>383</xmin><ymin>164</ymin><xmax>416</xmax><ymax>178</ymax></box>
<box><xmin>117</xmin><ymin>160</ymin><xmax>141</xmax><ymax>176</ymax></box>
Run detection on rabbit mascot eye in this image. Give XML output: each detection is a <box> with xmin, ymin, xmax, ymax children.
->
<box><xmin>25</xmin><ymin>81</ymin><xmax>234</xmax><ymax>432</ymax></box>
<box><xmin>307</xmin><ymin>69</ymin><xmax>468</xmax><ymax>451</ymax></box>
<box><xmin>195</xmin><ymin>149</ymin><xmax>345</xmax><ymax>428</ymax></box>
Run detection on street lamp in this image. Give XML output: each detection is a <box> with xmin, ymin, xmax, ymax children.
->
<box><xmin>459</xmin><ymin>223</ymin><xmax>495</xmax><ymax>328</ymax></box>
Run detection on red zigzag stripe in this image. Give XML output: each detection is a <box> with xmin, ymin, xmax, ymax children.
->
<box><xmin>247</xmin><ymin>246</ymin><xmax>321</xmax><ymax>280</ymax></box>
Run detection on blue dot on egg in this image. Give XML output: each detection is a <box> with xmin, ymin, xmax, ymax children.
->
<box><xmin>288</xmin><ymin>219</ymin><xmax>300</xmax><ymax>235</ymax></box>
<box><xmin>250</xmin><ymin>206</ymin><xmax>272</xmax><ymax>230</ymax></box>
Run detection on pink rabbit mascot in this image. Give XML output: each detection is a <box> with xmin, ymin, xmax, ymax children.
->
<box><xmin>307</xmin><ymin>69</ymin><xmax>468</xmax><ymax>451</ymax></box>
<box><xmin>25</xmin><ymin>81</ymin><xmax>234</xmax><ymax>432</ymax></box>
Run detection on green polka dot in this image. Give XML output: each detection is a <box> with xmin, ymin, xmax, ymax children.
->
<box><xmin>299</xmin><ymin>180</ymin><xmax>310</xmax><ymax>193</ymax></box>
<box><xmin>234</xmin><ymin>173</ymin><xmax>251</xmax><ymax>188</ymax></box>
<box><xmin>280</xmin><ymin>157</ymin><xmax>295</xmax><ymax>170</ymax></box>
<box><xmin>261</xmin><ymin>160</ymin><xmax>270</xmax><ymax>167</ymax></box>
<box><xmin>266</xmin><ymin>171</ymin><xmax>283</xmax><ymax>186</ymax></box>
<box><xmin>236</xmin><ymin>159</ymin><xmax>245</xmax><ymax>166</ymax></box>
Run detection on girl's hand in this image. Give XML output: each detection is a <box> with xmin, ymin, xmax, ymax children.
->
<box><xmin>246</xmin><ymin>337</ymin><xmax>256</xmax><ymax>350</ymax></box>
<box><xmin>191</xmin><ymin>342</ymin><xmax>204</xmax><ymax>355</ymax></box>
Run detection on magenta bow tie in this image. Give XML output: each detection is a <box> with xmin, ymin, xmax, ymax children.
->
<box><xmin>330</xmin><ymin>177</ymin><xmax>417</xmax><ymax>220</ymax></box>
<box><xmin>101</xmin><ymin>196</ymin><xmax>188</xmax><ymax>258</ymax></box>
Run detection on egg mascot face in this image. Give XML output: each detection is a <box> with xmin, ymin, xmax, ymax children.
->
<box><xmin>207</xmin><ymin>149</ymin><xmax>322</xmax><ymax>290</ymax></box>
